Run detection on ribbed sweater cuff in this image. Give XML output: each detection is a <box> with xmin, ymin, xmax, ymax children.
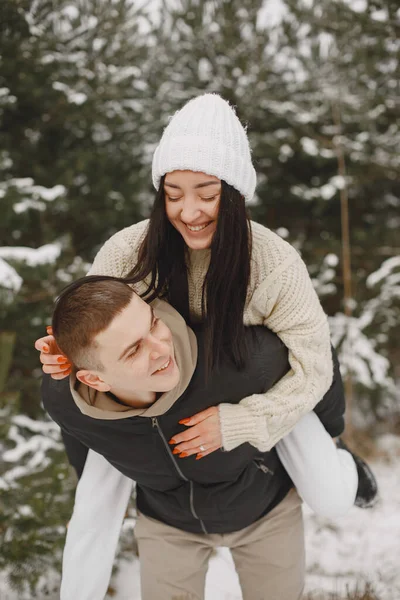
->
<box><xmin>218</xmin><ymin>400</ymin><xmax>270</xmax><ymax>452</ymax></box>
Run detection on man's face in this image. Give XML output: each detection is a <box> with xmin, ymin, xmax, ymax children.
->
<box><xmin>81</xmin><ymin>294</ymin><xmax>180</xmax><ymax>400</ymax></box>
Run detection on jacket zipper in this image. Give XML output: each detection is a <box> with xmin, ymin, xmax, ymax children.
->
<box><xmin>253</xmin><ymin>458</ymin><xmax>274</xmax><ymax>475</ymax></box>
<box><xmin>151</xmin><ymin>417</ymin><xmax>208</xmax><ymax>534</ymax></box>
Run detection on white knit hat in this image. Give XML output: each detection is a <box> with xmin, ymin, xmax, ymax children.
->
<box><xmin>152</xmin><ymin>94</ymin><xmax>257</xmax><ymax>202</ymax></box>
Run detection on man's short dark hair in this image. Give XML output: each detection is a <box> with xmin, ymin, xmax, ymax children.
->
<box><xmin>52</xmin><ymin>276</ymin><xmax>135</xmax><ymax>370</ymax></box>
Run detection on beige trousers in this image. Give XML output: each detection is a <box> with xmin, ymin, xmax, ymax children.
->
<box><xmin>134</xmin><ymin>489</ymin><xmax>305</xmax><ymax>600</ymax></box>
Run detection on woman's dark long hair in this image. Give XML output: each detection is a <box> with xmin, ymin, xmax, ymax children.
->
<box><xmin>124</xmin><ymin>176</ymin><xmax>252</xmax><ymax>375</ymax></box>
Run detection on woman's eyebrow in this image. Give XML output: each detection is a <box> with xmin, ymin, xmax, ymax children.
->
<box><xmin>194</xmin><ymin>181</ymin><xmax>221</xmax><ymax>189</ymax></box>
<box><xmin>164</xmin><ymin>181</ymin><xmax>220</xmax><ymax>189</ymax></box>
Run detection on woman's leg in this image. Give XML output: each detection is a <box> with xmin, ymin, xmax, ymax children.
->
<box><xmin>276</xmin><ymin>411</ymin><xmax>358</xmax><ymax>518</ymax></box>
<box><xmin>135</xmin><ymin>512</ymin><xmax>214</xmax><ymax>600</ymax></box>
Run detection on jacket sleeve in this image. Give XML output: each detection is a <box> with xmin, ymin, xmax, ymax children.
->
<box><xmin>41</xmin><ymin>374</ymin><xmax>84</xmax><ymax>449</ymax></box>
<box><xmin>61</xmin><ymin>430</ymin><xmax>89</xmax><ymax>479</ymax></box>
<box><xmin>60</xmin><ymin>450</ymin><xmax>133</xmax><ymax>600</ymax></box>
<box><xmin>218</xmin><ymin>251</ymin><xmax>334</xmax><ymax>451</ymax></box>
<box><xmin>313</xmin><ymin>345</ymin><xmax>345</xmax><ymax>437</ymax></box>
<box><xmin>42</xmin><ymin>374</ymin><xmax>88</xmax><ymax>476</ymax></box>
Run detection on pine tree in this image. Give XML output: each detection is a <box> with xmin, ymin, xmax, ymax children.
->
<box><xmin>0</xmin><ymin>0</ymin><xmax>155</xmax><ymax>404</ymax></box>
<box><xmin>248</xmin><ymin>0</ymin><xmax>400</xmax><ymax>411</ymax></box>
<box><xmin>0</xmin><ymin>0</ymin><xmax>154</xmax><ymax>591</ymax></box>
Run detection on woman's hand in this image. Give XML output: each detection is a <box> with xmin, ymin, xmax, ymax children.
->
<box><xmin>34</xmin><ymin>326</ymin><xmax>72</xmax><ymax>379</ymax></box>
<box><xmin>168</xmin><ymin>406</ymin><xmax>222</xmax><ymax>460</ymax></box>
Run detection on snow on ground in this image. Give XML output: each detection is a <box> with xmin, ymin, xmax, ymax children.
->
<box><xmin>110</xmin><ymin>448</ymin><xmax>400</xmax><ymax>599</ymax></box>
<box><xmin>304</xmin><ymin>458</ymin><xmax>400</xmax><ymax>599</ymax></box>
<box><xmin>1</xmin><ymin>439</ymin><xmax>399</xmax><ymax>599</ymax></box>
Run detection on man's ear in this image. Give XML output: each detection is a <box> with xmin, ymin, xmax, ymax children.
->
<box><xmin>76</xmin><ymin>370</ymin><xmax>111</xmax><ymax>392</ymax></box>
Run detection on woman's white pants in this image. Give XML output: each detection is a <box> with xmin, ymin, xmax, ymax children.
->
<box><xmin>276</xmin><ymin>411</ymin><xmax>358</xmax><ymax>518</ymax></box>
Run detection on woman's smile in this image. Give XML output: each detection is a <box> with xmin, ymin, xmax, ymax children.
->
<box><xmin>184</xmin><ymin>221</ymin><xmax>212</xmax><ymax>233</ymax></box>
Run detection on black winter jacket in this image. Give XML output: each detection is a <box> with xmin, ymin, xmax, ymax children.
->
<box><xmin>42</xmin><ymin>325</ymin><xmax>345</xmax><ymax>535</ymax></box>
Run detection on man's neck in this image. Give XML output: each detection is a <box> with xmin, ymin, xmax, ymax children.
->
<box><xmin>107</xmin><ymin>388</ymin><xmax>157</xmax><ymax>409</ymax></box>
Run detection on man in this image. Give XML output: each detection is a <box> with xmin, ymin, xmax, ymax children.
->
<box><xmin>42</xmin><ymin>275</ymin><xmax>351</xmax><ymax>600</ymax></box>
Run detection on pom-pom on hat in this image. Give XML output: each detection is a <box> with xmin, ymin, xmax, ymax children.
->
<box><xmin>152</xmin><ymin>93</ymin><xmax>257</xmax><ymax>202</ymax></box>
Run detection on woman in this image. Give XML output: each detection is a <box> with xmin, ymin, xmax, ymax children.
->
<box><xmin>37</xmin><ymin>93</ymin><xmax>335</xmax><ymax>456</ymax></box>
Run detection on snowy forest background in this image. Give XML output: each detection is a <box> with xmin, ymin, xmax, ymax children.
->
<box><xmin>0</xmin><ymin>0</ymin><xmax>399</xmax><ymax>598</ymax></box>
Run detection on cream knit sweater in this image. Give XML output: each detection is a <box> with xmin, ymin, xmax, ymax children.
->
<box><xmin>89</xmin><ymin>219</ymin><xmax>333</xmax><ymax>452</ymax></box>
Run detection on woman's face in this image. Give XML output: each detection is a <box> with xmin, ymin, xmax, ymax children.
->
<box><xmin>164</xmin><ymin>170</ymin><xmax>221</xmax><ymax>250</ymax></box>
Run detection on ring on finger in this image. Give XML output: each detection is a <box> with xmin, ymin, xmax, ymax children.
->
<box><xmin>199</xmin><ymin>445</ymin><xmax>206</xmax><ymax>452</ymax></box>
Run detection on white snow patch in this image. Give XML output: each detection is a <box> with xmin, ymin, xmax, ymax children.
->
<box><xmin>325</xmin><ymin>253</ymin><xmax>339</xmax><ymax>267</ymax></box>
<box><xmin>61</xmin><ymin>4</ymin><xmax>79</xmax><ymax>20</ymax></box>
<box><xmin>198</xmin><ymin>57</ymin><xmax>213</xmax><ymax>81</ymax></box>
<box><xmin>301</xmin><ymin>137</ymin><xmax>319</xmax><ymax>156</ymax></box>
<box><xmin>257</xmin><ymin>0</ymin><xmax>289</xmax><ymax>28</ymax></box>
<box><xmin>343</xmin><ymin>0</ymin><xmax>367</xmax><ymax>13</ymax></box>
<box><xmin>0</xmin><ymin>421</ymin><xmax>63</xmax><ymax>490</ymax></box>
<box><xmin>371</xmin><ymin>9</ymin><xmax>388</xmax><ymax>22</ymax></box>
<box><xmin>0</xmin><ymin>258</ymin><xmax>23</xmax><ymax>292</ymax></box>
<box><xmin>368</xmin><ymin>104</ymin><xmax>386</xmax><ymax>119</ymax></box>
<box><xmin>279</xmin><ymin>144</ymin><xmax>294</xmax><ymax>160</ymax></box>
<box><xmin>330</xmin><ymin>313</ymin><xmax>393</xmax><ymax>390</ymax></box>
<box><xmin>3</xmin><ymin>435</ymin><xmax>59</xmax><ymax>463</ymax></box>
<box><xmin>0</xmin><ymin>243</ymin><xmax>62</xmax><ymax>267</ymax></box>
<box><xmin>291</xmin><ymin>175</ymin><xmax>351</xmax><ymax>201</ymax></box>
<box><xmin>33</xmin><ymin>184</ymin><xmax>66</xmax><ymax>201</ymax></box>
<box><xmin>0</xmin><ymin>153</ymin><xmax>13</xmax><ymax>170</ymax></box>
<box><xmin>366</xmin><ymin>256</ymin><xmax>400</xmax><ymax>288</ymax></box>
<box><xmin>11</xmin><ymin>415</ymin><xmax>61</xmax><ymax>435</ymax></box>
<box><xmin>4</xmin><ymin>177</ymin><xmax>33</xmax><ymax>187</ymax></box>
<box><xmin>276</xmin><ymin>227</ymin><xmax>289</xmax><ymax>239</ymax></box>
<box><xmin>52</xmin><ymin>81</ymin><xmax>87</xmax><ymax>105</ymax></box>
<box><xmin>18</xmin><ymin>505</ymin><xmax>34</xmax><ymax>518</ymax></box>
<box><xmin>14</xmin><ymin>199</ymin><xmax>46</xmax><ymax>213</ymax></box>
<box><xmin>329</xmin><ymin>175</ymin><xmax>347</xmax><ymax>190</ymax></box>
<box><xmin>320</xmin><ymin>183</ymin><xmax>337</xmax><ymax>200</ymax></box>
<box><xmin>1</xmin><ymin>179</ymin><xmax>66</xmax><ymax>210</ymax></box>
<box><xmin>69</xmin><ymin>92</ymin><xmax>87</xmax><ymax>105</ymax></box>
<box><xmin>312</xmin><ymin>254</ymin><xmax>338</xmax><ymax>297</ymax></box>
<box><xmin>318</xmin><ymin>32</ymin><xmax>334</xmax><ymax>60</ymax></box>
